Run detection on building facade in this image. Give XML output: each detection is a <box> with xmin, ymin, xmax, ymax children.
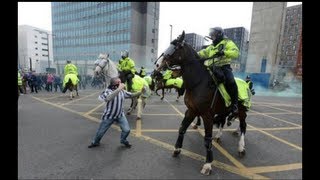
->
<box><xmin>184</xmin><ymin>33</ymin><xmax>204</xmax><ymax>52</ymax></box>
<box><xmin>224</xmin><ymin>27</ymin><xmax>249</xmax><ymax>72</ymax></box>
<box><xmin>245</xmin><ymin>2</ymin><xmax>287</xmax><ymax>83</ymax></box>
<box><xmin>18</xmin><ymin>25</ymin><xmax>54</xmax><ymax>73</ymax></box>
<box><xmin>279</xmin><ymin>4</ymin><xmax>302</xmax><ymax>81</ymax></box>
<box><xmin>51</xmin><ymin>2</ymin><xmax>159</xmax><ymax>75</ymax></box>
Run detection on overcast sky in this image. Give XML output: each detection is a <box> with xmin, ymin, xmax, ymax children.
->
<box><xmin>18</xmin><ymin>2</ymin><xmax>302</xmax><ymax>57</ymax></box>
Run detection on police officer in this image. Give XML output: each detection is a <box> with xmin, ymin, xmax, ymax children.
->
<box><xmin>118</xmin><ymin>50</ymin><xmax>136</xmax><ymax>92</ymax></box>
<box><xmin>139</xmin><ymin>66</ymin><xmax>147</xmax><ymax>77</ymax></box>
<box><xmin>198</xmin><ymin>27</ymin><xmax>240</xmax><ymax>116</ymax></box>
<box><xmin>245</xmin><ymin>75</ymin><xmax>255</xmax><ymax>95</ymax></box>
<box><xmin>64</xmin><ymin>60</ymin><xmax>78</xmax><ymax>76</ymax></box>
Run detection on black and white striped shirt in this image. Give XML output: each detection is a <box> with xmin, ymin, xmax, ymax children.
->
<box><xmin>98</xmin><ymin>88</ymin><xmax>139</xmax><ymax>119</ymax></box>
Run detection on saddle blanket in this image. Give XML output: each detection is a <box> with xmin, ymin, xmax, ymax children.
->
<box><xmin>218</xmin><ymin>77</ymin><xmax>252</xmax><ymax>109</ymax></box>
<box><xmin>165</xmin><ymin>78</ymin><xmax>183</xmax><ymax>88</ymax></box>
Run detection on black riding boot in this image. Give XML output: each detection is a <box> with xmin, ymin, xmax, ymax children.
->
<box><xmin>225</xmin><ymin>81</ymin><xmax>239</xmax><ymax>115</ymax></box>
<box><xmin>127</xmin><ymin>74</ymin><xmax>134</xmax><ymax>92</ymax></box>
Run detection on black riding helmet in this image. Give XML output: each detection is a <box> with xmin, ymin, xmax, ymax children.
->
<box><xmin>209</xmin><ymin>27</ymin><xmax>225</xmax><ymax>45</ymax></box>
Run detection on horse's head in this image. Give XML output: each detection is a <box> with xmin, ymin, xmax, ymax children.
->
<box><xmin>151</xmin><ymin>69</ymin><xmax>163</xmax><ymax>81</ymax></box>
<box><xmin>94</xmin><ymin>53</ymin><xmax>110</xmax><ymax>77</ymax></box>
<box><xmin>155</xmin><ymin>31</ymin><xmax>198</xmax><ymax>72</ymax></box>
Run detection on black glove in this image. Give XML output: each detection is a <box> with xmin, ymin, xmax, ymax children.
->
<box><xmin>215</xmin><ymin>50</ymin><xmax>224</xmax><ymax>57</ymax></box>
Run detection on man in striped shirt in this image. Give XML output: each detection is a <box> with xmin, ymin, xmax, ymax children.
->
<box><xmin>88</xmin><ymin>77</ymin><xmax>144</xmax><ymax>148</ymax></box>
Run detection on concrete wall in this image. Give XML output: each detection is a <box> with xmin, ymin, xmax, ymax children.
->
<box><xmin>246</xmin><ymin>2</ymin><xmax>287</xmax><ymax>82</ymax></box>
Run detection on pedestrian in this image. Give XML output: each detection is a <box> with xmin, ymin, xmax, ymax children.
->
<box><xmin>88</xmin><ymin>77</ymin><xmax>145</xmax><ymax>148</ymax></box>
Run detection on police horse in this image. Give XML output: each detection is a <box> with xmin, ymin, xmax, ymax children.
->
<box><xmin>63</xmin><ymin>73</ymin><xmax>79</xmax><ymax>100</ymax></box>
<box><xmin>93</xmin><ymin>53</ymin><xmax>149</xmax><ymax>119</ymax></box>
<box><xmin>151</xmin><ymin>68</ymin><xmax>185</xmax><ymax>102</ymax></box>
<box><xmin>155</xmin><ymin>31</ymin><xmax>249</xmax><ymax>175</ymax></box>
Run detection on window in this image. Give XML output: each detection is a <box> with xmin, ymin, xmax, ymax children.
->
<box><xmin>35</xmin><ymin>47</ymin><xmax>38</xmax><ymax>50</ymax></box>
<box><xmin>152</xmin><ymin>39</ymin><xmax>155</xmax><ymax>43</ymax></box>
<box><xmin>35</xmin><ymin>53</ymin><xmax>38</xmax><ymax>56</ymax></box>
<box><xmin>151</xmin><ymin>49</ymin><xmax>154</xmax><ymax>53</ymax></box>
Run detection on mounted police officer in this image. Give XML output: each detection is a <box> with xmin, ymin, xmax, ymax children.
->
<box><xmin>198</xmin><ymin>27</ymin><xmax>240</xmax><ymax>117</ymax></box>
<box><xmin>64</xmin><ymin>60</ymin><xmax>78</xmax><ymax>76</ymax></box>
<box><xmin>63</xmin><ymin>60</ymin><xmax>79</xmax><ymax>93</ymax></box>
<box><xmin>118</xmin><ymin>50</ymin><xmax>136</xmax><ymax>92</ymax></box>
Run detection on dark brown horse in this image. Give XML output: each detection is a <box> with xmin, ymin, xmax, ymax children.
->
<box><xmin>151</xmin><ymin>69</ymin><xmax>185</xmax><ymax>101</ymax></box>
<box><xmin>155</xmin><ymin>31</ymin><xmax>248</xmax><ymax>175</ymax></box>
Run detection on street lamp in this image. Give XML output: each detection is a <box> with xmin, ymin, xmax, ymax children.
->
<box><xmin>169</xmin><ymin>24</ymin><xmax>173</xmax><ymax>42</ymax></box>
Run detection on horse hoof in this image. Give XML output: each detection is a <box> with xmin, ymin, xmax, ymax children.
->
<box><xmin>238</xmin><ymin>150</ymin><xmax>246</xmax><ymax>158</ymax></box>
<box><xmin>192</xmin><ymin>125</ymin><xmax>198</xmax><ymax>129</ymax></box>
<box><xmin>200</xmin><ymin>164</ymin><xmax>212</xmax><ymax>175</ymax></box>
<box><xmin>213</xmin><ymin>137</ymin><xmax>221</xmax><ymax>144</ymax></box>
<box><xmin>172</xmin><ymin>149</ymin><xmax>181</xmax><ymax>157</ymax></box>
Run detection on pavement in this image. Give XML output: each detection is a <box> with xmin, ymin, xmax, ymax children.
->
<box><xmin>18</xmin><ymin>88</ymin><xmax>302</xmax><ymax>179</ymax></box>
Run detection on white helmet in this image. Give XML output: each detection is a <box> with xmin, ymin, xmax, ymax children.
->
<box><xmin>121</xmin><ymin>50</ymin><xmax>129</xmax><ymax>58</ymax></box>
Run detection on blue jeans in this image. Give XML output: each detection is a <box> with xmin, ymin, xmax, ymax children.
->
<box><xmin>91</xmin><ymin>113</ymin><xmax>131</xmax><ymax>145</ymax></box>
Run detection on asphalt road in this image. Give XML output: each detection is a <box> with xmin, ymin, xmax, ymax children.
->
<box><xmin>18</xmin><ymin>88</ymin><xmax>302</xmax><ymax>179</ymax></box>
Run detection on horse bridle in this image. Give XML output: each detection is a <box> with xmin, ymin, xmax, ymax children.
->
<box><xmin>97</xmin><ymin>59</ymin><xmax>112</xmax><ymax>79</ymax></box>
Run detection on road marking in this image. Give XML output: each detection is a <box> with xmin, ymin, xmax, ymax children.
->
<box><xmin>249</xmin><ymin>109</ymin><xmax>302</xmax><ymax>127</ymax></box>
<box><xmin>246</xmin><ymin>124</ymin><xmax>302</xmax><ymax>151</ymax></box>
<box><xmin>248</xmin><ymin>112</ymin><xmax>302</xmax><ymax>115</ymax></box>
<box><xmin>257</xmin><ymin>104</ymin><xmax>302</xmax><ymax>115</ymax></box>
<box><xmin>60</xmin><ymin>91</ymin><xmax>99</xmax><ymax>106</ymax></box>
<box><xmin>131</xmin><ymin>113</ymin><xmax>180</xmax><ymax>116</ymax></box>
<box><xmin>31</xmin><ymin>96</ymin><xmax>85</xmax><ymax>117</ymax></box>
<box><xmin>43</xmin><ymin>94</ymin><xmax>66</xmax><ymax>100</ymax></box>
<box><xmin>83</xmin><ymin>102</ymin><xmax>105</xmax><ymax>116</ymax></box>
<box><xmin>252</xmin><ymin>102</ymin><xmax>302</xmax><ymax>107</ymax></box>
<box><xmin>135</xmin><ymin>119</ymin><xmax>142</xmax><ymax>137</ymax></box>
<box><xmin>246</xmin><ymin>163</ymin><xmax>302</xmax><ymax>173</ymax></box>
<box><xmin>64</xmin><ymin>103</ymin><xmax>100</xmax><ymax>106</ymax></box>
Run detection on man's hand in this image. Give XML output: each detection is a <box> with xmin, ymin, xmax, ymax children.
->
<box><xmin>118</xmin><ymin>83</ymin><xmax>126</xmax><ymax>90</ymax></box>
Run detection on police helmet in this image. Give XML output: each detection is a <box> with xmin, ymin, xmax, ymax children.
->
<box><xmin>209</xmin><ymin>27</ymin><xmax>224</xmax><ymax>41</ymax></box>
<box><xmin>121</xmin><ymin>50</ymin><xmax>129</xmax><ymax>58</ymax></box>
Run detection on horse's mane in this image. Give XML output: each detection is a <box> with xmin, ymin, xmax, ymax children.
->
<box><xmin>180</xmin><ymin>42</ymin><xmax>211</xmax><ymax>89</ymax></box>
<box><xmin>102</xmin><ymin>58</ymin><xmax>118</xmax><ymax>78</ymax></box>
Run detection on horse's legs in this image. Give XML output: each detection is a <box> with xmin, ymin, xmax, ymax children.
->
<box><xmin>69</xmin><ymin>90</ymin><xmax>73</xmax><ymax>100</ymax></box>
<box><xmin>191</xmin><ymin>116</ymin><xmax>201</xmax><ymax>129</ymax></box>
<box><xmin>200</xmin><ymin>116</ymin><xmax>214</xmax><ymax>175</ymax></box>
<box><xmin>76</xmin><ymin>85</ymin><xmax>79</xmax><ymax>96</ymax></box>
<box><xmin>127</xmin><ymin>98</ymin><xmax>135</xmax><ymax>115</ymax></box>
<box><xmin>173</xmin><ymin>109</ymin><xmax>196</xmax><ymax>157</ymax></box>
<box><xmin>213</xmin><ymin>115</ymin><xmax>226</xmax><ymax>143</ymax></box>
<box><xmin>161</xmin><ymin>87</ymin><xmax>164</xmax><ymax>100</ymax></box>
<box><xmin>238</xmin><ymin>108</ymin><xmax>247</xmax><ymax>157</ymax></box>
